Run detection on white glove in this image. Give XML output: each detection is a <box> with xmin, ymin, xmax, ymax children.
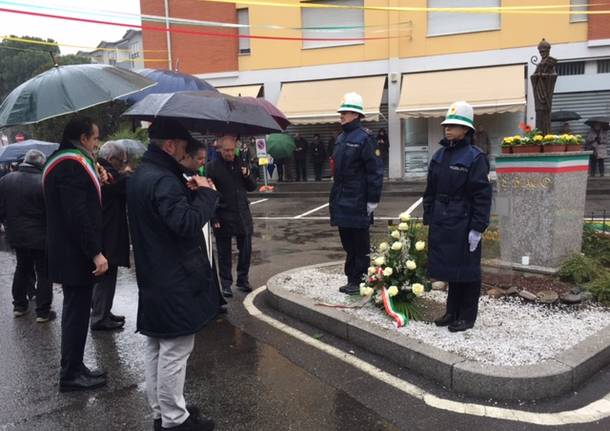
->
<box><xmin>367</xmin><ymin>202</ymin><xmax>378</xmax><ymax>216</ymax></box>
<box><xmin>468</xmin><ymin>230</ymin><xmax>482</xmax><ymax>252</ymax></box>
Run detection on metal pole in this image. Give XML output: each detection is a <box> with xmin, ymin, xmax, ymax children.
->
<box><xmin>164</xmin><ymin>0</ymin><xmax>173</xmax><ymax>70</ymax></box>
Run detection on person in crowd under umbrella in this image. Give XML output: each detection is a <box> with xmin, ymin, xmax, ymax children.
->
<box><xmin>127</xmin><ymin>118</ymin><xmax>219</xmax><ymax>431</ymax></box>
<box><xmin>423</xmin><ymin>101</ymin><xmax>492</xmax><ymax>333</ymax></box>
<box><xmin>0</xmin><ymin>149</ymin><xmax>55</xmax><ymax>323</ymax></box>
<box><xmin>376</xmin><ymin>128</ymin><xmax>389</xmax><ymax>169</ymax></box>
<box><xmin>90</xmin><ymin>141</ymin><xmax>131</xmax><ymax>332</ymax></box>
<box><xmin>181</xmin><ymin>140</ymin><xmax>207</xmax><ymax>176</ymax></box>
<box><xmin>586</xmin><ymin>120</ymin><xmax>608</xmax><ymax>177</ymax></box>
<box><xmin>294</xmin><ymin>132</ymin><xmax>308</xmax><ymax>181</ymax></box>
<box><xmin>311</xmin><ymin>134</ymin><xmax>326</xmax><ymax>181</ymax></box>
<box><xmin>206</xmin><ymin>134</ymin><xmax>257</xmax><ymax>298</ymax></box>
<box><xmin>330</xmin><ymin>92</ymin><xmax>384</xmax><ymax>295</ymax></box>
<box><xmin>43</xmin><ymin>117</ymin><xmax>109</xmax><ymax>392</ymax></box>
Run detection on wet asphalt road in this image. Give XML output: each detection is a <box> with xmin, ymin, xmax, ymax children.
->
<box><xmin>1</xmin><ymin>195</ymin><xmax>610</xmax><ymax>431</ymax></box>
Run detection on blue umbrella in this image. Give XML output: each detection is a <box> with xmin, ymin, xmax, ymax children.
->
<box><xmin>0</xmin><ymin>140</ymin><xmax>59</xmax><ymax>163</ymax></box>
<box><xmin>122</xmin><ymin>69</ymin><xmax>217</xmax><ymax>104</ymax></box>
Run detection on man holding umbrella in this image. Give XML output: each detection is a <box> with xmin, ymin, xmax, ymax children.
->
<box><xmin>127</xmin><ymin>118</ymin><xmax>219</xmax><ymax>430</ymax></box>
<box><xmin>330</xmin><ymin>92</ymin><xmax>384</xmax><ymax>295</ymax></box>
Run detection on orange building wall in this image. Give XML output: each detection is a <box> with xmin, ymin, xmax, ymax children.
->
<box><xmin>588</xmin><ymin>1</ymin><xmax>610</xmax><ymax>40</ymax></box>
<box><xmin>140</xmin><ymin>0</ymin><xmax>238</xmax><ymax>74</ymax></box>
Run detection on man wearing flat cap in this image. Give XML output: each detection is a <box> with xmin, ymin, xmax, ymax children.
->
<box><xmin>127</xmin><ymin>118</ymin><xmax>219</xmax><ymax>431</ymax></box>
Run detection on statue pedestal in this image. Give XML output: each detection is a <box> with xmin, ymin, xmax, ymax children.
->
<box><xmin>495</xmin><ymin>152</ymin><xmax>590</xmax><ymax>270</ymax></box>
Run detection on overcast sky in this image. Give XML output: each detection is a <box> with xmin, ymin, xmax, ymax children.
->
<box><xmin>1</xmin><ymin>0</ymin><xmax>142</xmax><ymax>54</ymax></box>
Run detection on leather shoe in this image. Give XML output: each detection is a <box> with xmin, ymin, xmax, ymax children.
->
<box><xmin>343</xmin><ymin>284</ymin><xmax>361</xmax><ymax>295</ymax></box>
<box><xmin>237</xmin><ymin>283</ymin><xmax>252</xmax><ymax>293</ymax></box>
<box><xmin>109</xmin><ymin>312</ymin><xmax>125</xmax><ymax>323</ymax></box>
<box><xmin>81</xmin><ymin>365</ymin><xmax>107</xmax><ymax>378</ymax></box>
<box><xmin>448</xmin><ymin>320</ymin><xmax>475</xmax><ymax>332</ymax></box>
<box><xmin>221</xmin><ymin>286</ymin><xmax>233</xmax><ymax>298</ymax></box>
<box><xmin>59</xmin><ymin>373</ymin><xmax>107</xmax><ymax>392</ymax></box>
<box><xmin>338</xmin><ymin>284</ymin><xmax>350</xmax><ymax>293</ymax></box>
<box><xmin>434</xmin><ymin>313</ymin><xmax>455</xmax><ymax>327</ymax></box>
<box><xmin>91</xmin><ymin>320</ymin><xmax>124</xmax><ymax>331</ymax></box>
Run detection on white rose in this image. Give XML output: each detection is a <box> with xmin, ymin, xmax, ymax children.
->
<box><xmin>374</xmin><ymin>256</ymin><xmax>385</xmax><ymax>266</ymax></box>
<box><xmin>364</xmin><ymin>287</ymin><xmax>375</xmax><ymax>296</ymax></box>
<box><xmin>406</xmin><ymin>260</ymin><xmax>417</xmax><ymax>270</ymax></box>
<box><xmin>398</xmin><ymin>222</ymin><xmax>409</xmax><ymax>231</ymax></box>
<box><xmin>391</xmin><ymin>230</ymin><xmax>401</xmax><ymax>239</ymax></box>
<box><xmin>383</xmin><ymin>267</ymin><xmax>393</xmax><ymax>277</ymax></box>
<box><xmin>415</xmin><ymin>241</ymin><xmax>426</xmax><ymax>251</ymax></box>
<box><xmin>387</xmin><ymin>286</ymin><xmax>399</xmax><ymax>297</ymax></box>
<box><xmin>368</xmin><ymin>266</ymin><xmax>376</xmax><ymax>276</ymax></box>
<box><xmin>360</xmin><ymin>285</ymin><xmax>367</xmax><ymax>296</ymax></box>
<box><xmin>360</xmin><ymin>282</ymin><xmax>366</xmax><ymax>288</ymax></box>
<box><xmin>378</xmin><ymin>242</ymin><xmax>389</xmax><ymax>252</ymax></box>
<box><xmin>391</xmin><ymin>241</ymin><xmax>403</xmax><ymax>251</ymax></box>
<box><xmin>399</xmin><ymin>212</ymin><xmax>411</xmax><ymax>222</ymax></box>
<box><xmin>412</xmin><ymin>283</ymin><xmax>425</xmax><ymax>296</ymax></box>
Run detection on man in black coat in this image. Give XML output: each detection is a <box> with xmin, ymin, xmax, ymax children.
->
<box><xmin>294</xmin><ymin>133</ymin><xmax>308</xmax><ymax>181</ymax></box>
<box><xmin>423</xmin><ymin>101</ymin><xmax>492</xmax><ymax>333</ymax></box>
<box><xmin>311</xmin><ymin>134</ymin><xmax>326</xmax><ymax>181</ymax></box>
<box><xmin>127</xmin><ymin>118</ymin><xmax>219</xmax><ymax>431</ymax></box>
<box><xmin>330</xmin><ymin>92</ymin><xmax>384</xmax><ymax>295</ymax></box>
<box><xmin>206</xmin><ymin>134</ymin><xmax>257</xmax><ymax>297</ymax></box>
<box><xmin>90</xmin><ymin>141</ymin><xmax>130</xmax><ymax>331</ymax></box>
<box><xmin>43</xmin><ymin>117</ymin><xmax>109</xmax><ymax>392</ymax></box>
<box><xmin>0</xmin><ymin>150</ymin><xmax>54</xmax><ymax>322</ymax></box>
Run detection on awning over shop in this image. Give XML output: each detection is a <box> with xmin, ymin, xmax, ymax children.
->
<box><xmin>218</xmin><ymin>84</ymin><xmax>262</xmax><ymax>98</ymax></box>
<box><xmin>396</xmin><ymin>65</ymin><xmax>526</xmax><ymax>118</ymax></box>
<box><xmin>277</xmin><ymin>76</ymin><xmax>386</xmax><ymax>125</ymax></box>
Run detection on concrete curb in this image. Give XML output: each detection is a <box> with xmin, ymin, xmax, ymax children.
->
<box><xmin>265</xmin><ymin>262</ymin><xmax>610</xmax><ymax>401</ymax></box>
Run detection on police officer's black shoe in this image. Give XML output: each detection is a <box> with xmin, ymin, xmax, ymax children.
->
<box><xmin>343</xmin><ymin>284</ymin><xmax>361</xmax><ymax>295</ymax></box>
<box><xmin>448</xmin><ymin>320</ymin><xmax>475</xmax><ymax>332</ymax></box>
<box><xmin>338</xmin><ymin>284</ymin><xmax>350</xmax><ymax>293</ymax></box>
<box><xmin>434</xmin><ymin>313</ymin><xmax>455</xmax><ymax>327</ymax></box>
<box><xmin>222</xmin><ymin>286</ymin><xmax>233</xmax><ymax>298</ymax></box>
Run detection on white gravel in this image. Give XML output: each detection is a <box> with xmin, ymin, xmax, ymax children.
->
<box><xmin>280</xmin><ymin>267</ymin><xmax>610</xmax><ymax>366</ymax></box>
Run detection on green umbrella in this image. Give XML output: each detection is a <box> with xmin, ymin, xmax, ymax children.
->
<box><xmin>0</xmin><ymin>64</ymin><xmax>156</xmax><ymax>128</ymax></box>
<box><xmin>266</xmin><ymin>133</ymin><xmax>295</xmax><ymax>160</ymax></box>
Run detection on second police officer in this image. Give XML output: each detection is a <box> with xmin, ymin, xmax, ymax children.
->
<box><xmin>329</xmin><ymin>92</ymin><xmax>384</xmax><ymax>295</ymax></box>
<box><xmin>423</xmin><ymin>101</ymin><xmax>492</xmax><ymax>332</ymax></box>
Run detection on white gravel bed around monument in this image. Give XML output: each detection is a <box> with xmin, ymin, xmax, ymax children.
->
<box><xmin>280</xmin><ymin>267</ymin><xmax>610</xmax><ymax>366</ymax></box>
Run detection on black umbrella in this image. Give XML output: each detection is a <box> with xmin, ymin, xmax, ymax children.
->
<box><xmin>585</xmin><ymin>117</ymin><xmax>610</xmax><ymax>130</ymax></box>
<box><xmin>0</xmin><ymin>140</ymin><xmax>59</xmax><ymax>163</ymax></box>
<box><xmin>122</xmin><ymin>91</ymin><xmax>282</xmax><ymax>135</ymax></box>
<box><xmin>0</xmin><ymin>64</ymin><xmax>156</xmax><ymax>128</ymax></box>
<box><xmin>120</xmin><ymin>69</ymin><xmax>217</xmax><ymax>104</ymax></box>
<box><xmin>551</xmin><ymin>110</ymin><xmax>581</xmax><ymax>122</ymax></box>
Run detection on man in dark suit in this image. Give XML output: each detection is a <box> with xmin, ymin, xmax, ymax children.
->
<box><xmin>206</xmin><ymin>134</ymin><xmax>257</xmax><ymax>297</ymax></box>
<box><xmin>127</xmin><ymin>118</ymin><xmax>218</xmax><ymax>431</ymax></box>
<box><xmin>0</xmin><ymin>150</ymin><xmax>55</xmax><ymax>322</ymax></box>
<box><xmin>43</xmin><ymin>117</ymin><xmax>109</xmax><ymax>392</ymax></box>
<box><xmin>90</xmin><ymin>141</ymin><xmax>131</xmax><ymax>331</ymax></box>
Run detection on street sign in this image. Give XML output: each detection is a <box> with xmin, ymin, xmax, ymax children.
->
<box><xmin>255</xmin><ymin>138</ymin><xmax>267</xmax><ymax>157</ymax></box>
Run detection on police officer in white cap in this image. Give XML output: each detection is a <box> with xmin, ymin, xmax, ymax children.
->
<box><xmin>329</xmin><ymin>92</ymin><xmax>384</xmax><ymax>295</ymax></box>
<box><xmin>423</xmin><ymin>101</ymin><xmax>492</xmax><ymax>332</ymax></box>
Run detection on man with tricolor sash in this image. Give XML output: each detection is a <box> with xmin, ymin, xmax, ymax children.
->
<box><xmin>43</xmin><ymin>117</ymin><xmax>110</xmax><ymax>392</ymax></box>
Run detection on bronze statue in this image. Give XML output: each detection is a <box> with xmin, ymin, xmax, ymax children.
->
<box><xmin>530</xmin><ymin>39</ymin><xmax>557</xmax><ymax>135</ymax></box>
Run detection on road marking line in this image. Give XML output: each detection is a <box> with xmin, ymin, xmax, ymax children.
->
<box><xmin>250</xmin><ymin>198</ymin><xmax>269</xmax><ymax>206</ymax></box>
<box><xmin>244</xmin><ymin>286</ymin><xmax>610</xmax><ymax>426</ymax></box>
<box><xmin>293</xmin><ymin>203</ymin><xmax>330</xmax><ymax>219</ymax></box>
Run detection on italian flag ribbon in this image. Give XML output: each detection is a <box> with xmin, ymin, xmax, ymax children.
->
<box><xmin>43</xmin><ymin>149</ymin><xmax>102</xmax><ymax>204</ymax></box>
<box><xmin>381</xmin><ymin>287</ymin><xmax>408</xmax><ymax>328</ymax></box>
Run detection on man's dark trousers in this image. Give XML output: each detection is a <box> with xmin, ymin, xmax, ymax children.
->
<box><xmin>295</xmin><ymin>159</ymin><xmax>307</xmax><ymax>181</ymax></box>
<box><xmin>338</xmin><ymin>227</ymin><xmax>370</xmax><ymax>285</ymax></box>
<box><xmin>91</xmin><ymin>265</ymin><xmax>118</xmax><ymax>326</ymax></box>
<box><xmin>446</xmin><ymin>281</ymin><xmax>481</xmax><ymax>324</ymax></box>
<box><xmin>60</xmin><ymin>284</ymin><xmax>94</xmax><ymax>380</ymax></box>
<box><xmin>12</xmin><ymin>248</ymin><xmax>52</xmax><ymax>316</ymax></box>
<box><xmin>216</xmin><ymin>235</ymin><xmax>252</xmax><ymax>288</ymax></box>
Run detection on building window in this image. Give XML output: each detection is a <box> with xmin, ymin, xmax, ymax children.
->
<box><xmin>427</xmin><ymin>0</ymin><xmax>500</xmax><ymax>37</ymax></box>
<box><xmin>598</xmin><ymin>59</ymin><xmax>610</xmax><ymax>74</ymax></box>
<box><xmin>556</xmin><ymin>61</ymin><xmax>585</xmax><ymax>76</ymax></box>
<box><xmin>570</xmin><ymin>0</ymin><xmax>588</xmax><ymax>23</ymax></box>
<box><xmin>301</xmin><ymin>0</ymin><xmax>364</xmax><ymax>49</ymax></box>
<box><xmin>237</xmin><ymin>9</ymin><xmax>251</xmax><ymax>55</ymax></box>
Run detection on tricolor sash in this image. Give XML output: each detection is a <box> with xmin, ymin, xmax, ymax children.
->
<box><xmin>43</xmin><ymin>149</ymin><xmax>102</xmax><ymax>203</ymax></box>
